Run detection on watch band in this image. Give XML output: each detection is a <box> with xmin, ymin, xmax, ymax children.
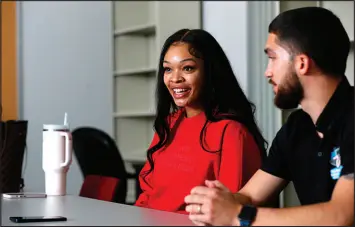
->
<box><xmin>238</xmin><ymin>205</ymin><xmax>257</xmax><ymax>226</ymax></box>
<box><xmin>239</xmin><ymin>219</ymin><xmax>251</xmax><ymax>226</ymax></box>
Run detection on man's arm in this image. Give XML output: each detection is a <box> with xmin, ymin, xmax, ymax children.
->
<box><xmin>235</xmin><ymin>169</ymin><xmax>288</xmax><ymax>206</ymax></box>
<box><xmin>239</xmin><ymin>174</ymin><xmax>354</xmax><ymax>226</ymax></box>
<box><xmin>185</xmin><ymin>169</ymin><xmax>287</xmax><ymax>225</ymax></box>
<box><xmin>185</xmin><ymin>173</ymin><xmax>353</xmax><ymax>226</ymax></box>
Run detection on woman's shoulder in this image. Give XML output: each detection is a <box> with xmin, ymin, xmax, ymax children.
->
<box><xmin>203</xmin><ymin>115</ymin><xmax>251</xmax><ymax>151</ymax></box>
<box><xmin>210</xmin><ymin>113</ymin><xmax>248</xmax><ymax>133</ymax></box>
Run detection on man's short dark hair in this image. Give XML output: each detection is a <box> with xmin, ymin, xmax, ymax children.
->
<box><xmin>269</xmin><ymin>7</ymin><xmax>350</xmax><ymax>78</ymax></box>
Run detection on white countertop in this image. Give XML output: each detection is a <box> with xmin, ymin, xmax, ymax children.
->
<box><xmin>1</xmin><ymin>195</ymin><xmax>194</xmax><ymax>226</ymax></box>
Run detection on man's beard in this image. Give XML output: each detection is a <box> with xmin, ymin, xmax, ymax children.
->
<box><xmin>274</xmin><ymin>67</ymin><xmax>304</xmax><ymax>110</ymax></box>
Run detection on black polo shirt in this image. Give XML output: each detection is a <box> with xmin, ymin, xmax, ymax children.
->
<box><xmin>261</xmin><ymin>77</ymin><xmax>354</xmax><ymax>205</ymax></box>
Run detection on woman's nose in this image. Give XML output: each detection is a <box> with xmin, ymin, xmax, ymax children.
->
<box><xmin>170</xmin><ymin>70</ymin><xmax>183</xmax><ymax>82</ymax></box>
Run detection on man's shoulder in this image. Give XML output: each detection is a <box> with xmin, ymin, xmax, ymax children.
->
<box><xmin>334</xmin><ymin>86</ymin><xmax>354</xmax><ymax>136</ymax></box>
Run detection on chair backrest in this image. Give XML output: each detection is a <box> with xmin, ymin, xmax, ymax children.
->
<box><xmin>79</xmin><ymin>175</ymin><xmax>120</xmax><ymax>202</ymax></box>
<box><xmin>72</xmin><ymin>127</ymin><xmax>127</xmax><ymax>203</ymax></box>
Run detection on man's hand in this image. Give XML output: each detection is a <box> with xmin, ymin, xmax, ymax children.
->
<box><xmin>184</xmin><ymin>170</ymin><xmax>287</xmax><ymax>226</ymax></box>
<box><xmin>185</xmin><ymin>175</ymin><xmax>354</xmax><ymax>226</ymax></box>
<box><xmin>185</xmin><ymin>180</ymin><xmax>242</xmax><ymax>226</ymax></box>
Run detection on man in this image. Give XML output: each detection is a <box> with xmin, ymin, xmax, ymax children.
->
<box><xmin>184</xmin><ymin>7</ymin><xmax>354</xmax><ymax>226</ymax></box>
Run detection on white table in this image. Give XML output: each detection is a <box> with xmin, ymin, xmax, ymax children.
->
<box><xmin>1</xmin><ymin>195</ymin><xmax>194</xmax><ymax>226</ymax></box>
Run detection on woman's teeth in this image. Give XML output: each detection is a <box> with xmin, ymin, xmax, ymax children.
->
<box><xmin>173</xmin><ymin>88</ymin><xmax>189</xmax><ymax>94</ymax></box>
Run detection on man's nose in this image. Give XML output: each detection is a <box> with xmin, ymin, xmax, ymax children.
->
<box><xmin>264</xmin><ymin>68</ymin><xmax>272</xmax><ymax>78</ymax></box>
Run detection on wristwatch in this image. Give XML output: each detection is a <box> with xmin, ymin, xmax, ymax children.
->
<box><xmin>238</xmin><ymin>204</ymin><xmax>257</xmax><ymax>226</ymax></box>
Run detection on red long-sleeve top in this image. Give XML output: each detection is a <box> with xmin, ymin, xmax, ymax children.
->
<box><xmin>134</xmin><ymin>109</ymin><xmax>262</xmax><ymax>214</ymax></box>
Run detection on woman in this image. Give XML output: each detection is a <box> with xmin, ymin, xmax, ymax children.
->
<box><xmin>134</xmin><ymin>29</ymin><xmax>267</xmax><ymax>214</ymax></box>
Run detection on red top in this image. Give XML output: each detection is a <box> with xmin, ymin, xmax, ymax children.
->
<box><xmin>134</xmin><ymin>109</ymin><xmax>262</xmax><ymax>214</ymax></box>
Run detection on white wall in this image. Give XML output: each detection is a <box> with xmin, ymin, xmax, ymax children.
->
<box><xmin>202</xmin><ymin>1</ymin><xmax>249</xmax><ymax>94</ymax></box>
<box><xmin>18</xmin><ymin>1</ymin><xmax>113</xmax><ymax>194</ymax></box>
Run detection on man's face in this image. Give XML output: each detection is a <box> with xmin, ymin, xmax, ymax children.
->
<box><xmin>264</xmin><ymin>33</ymin><xmax>304</xmax><ymax>109</ymax></box>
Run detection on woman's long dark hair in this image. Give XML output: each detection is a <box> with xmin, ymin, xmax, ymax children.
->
<box><xmin>142</xmin><ymin>29</ymin><xmax>268</xmax><ymax>180</ymax></box>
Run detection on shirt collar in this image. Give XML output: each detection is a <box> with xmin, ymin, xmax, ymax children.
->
<box><xmin>315</xmin><ymin>76</ymin><xmax>353</xmax><ymax>133</ymax></box>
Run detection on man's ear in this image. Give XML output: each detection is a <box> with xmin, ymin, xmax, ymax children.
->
<box><xmin>294</xmin><ymin>54</ymin><xmax>311</xmax><ymax>76</ymax></box>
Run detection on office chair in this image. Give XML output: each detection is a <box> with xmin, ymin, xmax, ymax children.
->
<box><xmin>72</xmin><ymin>127</ymin><xmax>137</xmax><ymax>204</ymax></box>
<box><xmin>79</xmin><ymin>174</ymin><xmax>121</xmax><ymax>202</ymax></box>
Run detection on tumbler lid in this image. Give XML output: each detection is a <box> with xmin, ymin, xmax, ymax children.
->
<box><xmin>43</xmin><ymin>124</ymin><xmax>69</xmax><ymax>131</ymax></box>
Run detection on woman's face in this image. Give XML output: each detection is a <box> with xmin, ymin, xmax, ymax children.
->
<box><xmin>163</xmin><ymin>43</ymin><xmax>204</xmax><ymax>113</ymax></box>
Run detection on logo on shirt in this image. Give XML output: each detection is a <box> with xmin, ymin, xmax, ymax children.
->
<box><xmin>330</xmin><ymin>147</ymin><xmax>343</xmax><ymax>180</ymax></box>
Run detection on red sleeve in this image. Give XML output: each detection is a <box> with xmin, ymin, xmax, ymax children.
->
<box><xmin>218</xmin><ymin>121</ymin><xmax>262</xmax><ymax>193</ymax></box>
<box><xmin>134</xmin><ymin>132</ymin><xmax>159</xmax><ymax>207</ymax></box>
